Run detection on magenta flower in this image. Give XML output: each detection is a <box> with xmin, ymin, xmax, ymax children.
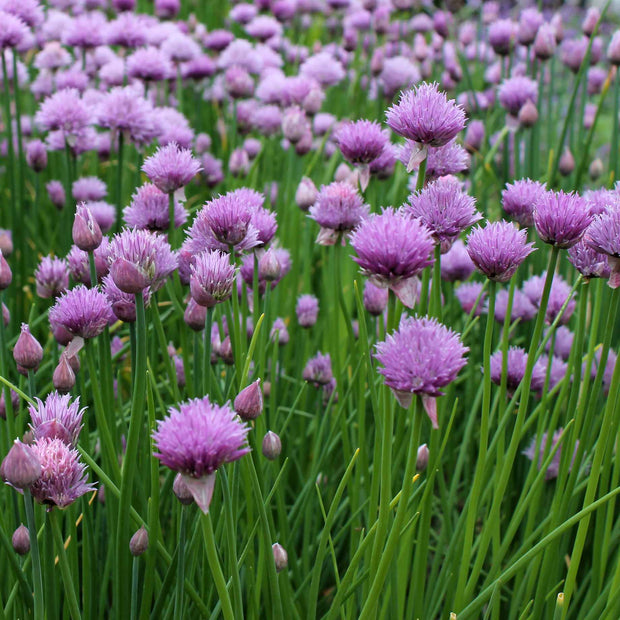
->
<box><xmin>49</xmin><ymin>285</ymin><xmax>113</xmax><ymax>339</ymax></box>
<box><xmin>533</xmin><ymin>190</ymin><xmax>593</xmax><ymax>249</ymax></box>
<box><xmin>153</xmin><ymin>396</ymin><xmax>250</xmax><ymax>513</ymax></box>
<box><xmin>296</xmin><ymin>294</ymin><xmax>319</xmax><ymax>328</ymax></box>
<box><xmin>102</xmin><ymin>275</ymin><xmax>151</xmax><ymax>323</ymax></box>
<box><xmin>142</xmin><ymin>143</ymin><xmax>202</xmax><ymax>194</ymax></box>
<box><xmin>498</xmin><ymin>76</ymin><xmax>538</xmax><ymax>116</ymax></box>
<box><xmin>466</xmin><ymin>220</ymin><xmax>535</xmax><ymax>282</ymax></box>
<box><xmin>0</xmin><ymin>10</ymin><xmax>29</xmax><ymax>50</ymax></box>
<box><xmin>488</xmin><ymin>346</ymin><xmax>529</xmax><ymax>392</ymax></box>
<box><xmin>375</xmin><ymin>316</ymin><xmax>468</xmax><ymax>427</ymax></box>
<box><xmin>108</xmin><ymin>228</ymin><xmax>177</xmax><ymax>294</ymax></box>
<box><xmin>35</xmin><ymin>89</ymin><xmax>92</xmax><ymax>144</ymax></box>
<box><xmin>440</xmin><ymin>239</ymin><xmax>475</xmax><ymax>282</ymax></box>
<box><xmin>303</xmin><ymin>352</ymin><xmax>333</xmax><ymax>386</ymax></box>
<box><xmin>493</xmin><ymin>288</ymin><xmax>537</xmax><ymax>325</ymax></box>
<box><xmin>190</xmin><ymin>250</ymin><xmax>236</xmax><ymax>308</ymax></box>
<box><xmin>523</xmin><ymin>272</ymin><xmax>576</xmax><ymax>325</ymax></box>
<box><xmin>308</xmin><ymin>182</ymin><xmax>369</xmax><ymax>245</ymax></box>
<box><xmin>29</xmin><ymin>392</ymin><xmax>85</xmax><ymax>447</ymax></box>
<box><xmin>35</xmin><ymin>256</ymin><xmax>69</xmax><ymax>299</ymax></box>
<box><xmin>401</xmin><ymin>139</ymin><xmax>470</xmax><ymax>178</ymax></box>
<box><xmin>350</xmin><ymin>207</ymin><xmax>434</xmax><ymax>307</ymax></box>
<box><xmin>29</xmin><ymin>438</ymin><xmax>96</xmax><ymax>508</ymax></box>
<box><xmin>127</xmin><ymin>46</ymin><xmax>173</xmax><ymax>82</ymax></box>
<box><xmin>363</xmin><ymin>280</ymin><xmax>389</xmax><ymax>316</ymax></box>
<box><xmin>523</xmin><ymin>429</ymin><xmax>579</xmax><ymax>481</ymax></box>
<box><xmin>502</xmin><ymin>179</ymin><xmax>547</xmax><ymax>227</ymax></box>
<box><xmin>72</xmin><ymin>177</ymin><xmax>107</xmax><ymax>202</ymax></box>
<box><xmin>123</xmin><ymin>183</ymin><xmax>188</xmax><ymax>232</ymax></box>
<box><xmin>455</xmin><ymin>282</ymin><xmax>486</xmax><ymax>316</ymax></box>
<box><xmin>407</xmin><ymin>177</ymin><xmax>481</xmax><ymax>252</ymax></box>
<box><xmin>336</xmin><ymin>120</ymin><xmax>388</xmax><ymax>166</ymax></box>
<box><xmin>584</xmin><ymin>208</ymin><xmax>620</xmax><ymax>287</ymax></box>
<box><xmin>66</xmin><ymin>238</ymin><xmax>111</xmax><ymax>286</ymax></box>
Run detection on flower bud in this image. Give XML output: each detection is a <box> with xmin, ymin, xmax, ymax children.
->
<box><xmin>0</xmin><ymin>252</ymin><xmax>12</xmax><ymax>290</ymax></box>
<box><xmin>110</xmin><ymin>258</ymin><xmax>149</xmax><ymax>294</ymax></box>
<box><xmin>229</xmin><ymin>148</ymin><xmax>250</xmax><ymax>178</ymax></box>
<box><xmin>518</xmin><ymin>100</ymin><xmax>538</xmax><ymax>128</ymax></box>
<box><xmin>258</xmin><ymin>249</ymin><xmax>281</xmax><ymax>282</ymax></box>
<box><xmin>53</xmin><ymin>354</ymin><xmax>76</xmax><ymax>394</ymax></box>
<box><xmin>46</xmin><ymin>180</ymin><xmax>66</xmax><ymax>210</ymax></box>
<box><xmin>294</xmin><ymin>130</ymin><xmax>313</xmax><ymax>157</ymax></box>
<box><xmin>583</xmin><ymin>8</ymin><xmax>600</xmax><ymax>37</ymax></box>
<box><xmin>559</xmin><ymin>148</ymin><xmax>575</xmax><ymax>177</ymax></box>
<box><xmin>12</xmin><ymin>524</ymin><xmax>30</xmax><ymax>555</ymax></box>
<box><xmin>72</xmin><ymin>204</ymin><xmax>102</xmax><ymax>252</ymax></box>
<box><xmin>272</xmin><ymin>543</ymin><xmax>288</xmax><ymax>573</ymax></box>
<box><xmin>0</xmin><ymin>230</ymin><xmax>13</xmax><ymax>256</ymax></box>
<box><xmin>129</xmin><ymin>526</ymin><xmax>149</xmax><ymax>556</ymax></box>
<box><xmin>589</xmin><ymin>157</ymin><xmax>604</xmax><ymax>181</ymax></box>
<box><xmin>295</xmin><ymin>177</ymin><xmax>318</xmax><ymax>211</ymax></box>
<box><xmin>184</xmin><ymin>297</ymin><xmax>207</xmax><ymax>331</ymax></box>
<box><xmin>608</xmin><ymin>31</ymin><xmax>620</xmax><ymax>66</ymax></box>
<box><xmin>1</xmin><ymin>440</ymin><xmax>41</xmax><ymax>489</ymax></box>
<box><xmin>282</xmin><ymin>106</ymin><xmax>308</xmax><ymax>144</ymax></box>
<box><xmin>262</xmin><ymin>431</ymin><xmax>282</xmax><ymax>460</ymax></box>
<box><xmin>219</xmin><ymin>336</ymin><xmax>234</xmax><ymax>364</ymax></box>
<box><xmin>173</xmin><ymin>473</ymin><xmax>194</xmax><ymax>505</ymax></box>
<box><xmin>234</xmin><ymin>379</ymin><xmax>263</xmax><ymax>420</ymax></box>
<box><xmin>0</xmin><ymin>389</ymin><xmax>18</xmax><ymax>420</ymax></box>
<box><xmin>25</xmin><ymin>140</ymin><xmax>48</xmax><ymax>173</ymax></box>
<box><xmin>416</xmin><ymin>444</ymin><xmax>430</xmax><ymax>471</ymax></box>
<box><xmin>13</xmin><ymin>324</ymin><xmax>43</xmax><ymax>371</ymax></box>
<box><xmin>2</xmin><ymin>303</ymin><xmax>8</xmax><ymax>327</ymax></box>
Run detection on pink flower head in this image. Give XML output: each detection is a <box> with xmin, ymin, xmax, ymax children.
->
<box><xmin>534</xmin><ymin>190</ymin><xmax>593</xmax><ymax>249</ymax></box>
<box><xmin>142</xmin><ymin>143</ymin><xmax>202</xmax><ymax>194</ymax></box>
<box><xmin>123</xmin><ymin>183</ymin><xmax>188</xmax><ymax>232</ymax></box>
<box><xmin>29</xmin><ymin>392</ymin><xmax>85</xmax><ymax>447</ymax></box>
<box><xmin>49</xmin><ymin>285</ymin><xmax>113</xmax><ymax>339</ymax></box>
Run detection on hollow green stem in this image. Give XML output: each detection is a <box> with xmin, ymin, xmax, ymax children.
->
<box><xmin>23</xmin><ymin>490</ymin><xmax>44</xmax><ymax>620</ymax></box>
<box><xmin>50</xmin><ymin>510</ymin><xmax>81</xmax><ymax>620</ymax></box>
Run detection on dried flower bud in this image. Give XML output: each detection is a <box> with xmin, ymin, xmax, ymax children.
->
<box><xmin>173</xmin><ymin>473</ymin><xmax>195</xmax><ymax>505</ymax></box>
<box><xmin>416</xmin><ymin>443</ymin><xmax>430</xmax><ymax>471</ymax></box>
<box><xmin>262</xmin><ymin>431</ymin><xmax>281</xmax><ymax>460</ymax></box>
<box><xmin>234</xmin><ymin>379</ymin><xmax>263</xmax><ymax>420</ymax></box>
<box><xmin>53</xmin><ymin>354</ymin><xmax>76</xmax><ymax>393</ymax></box>
<box><xmin>272</xmin><ymin>542</ymin><xmax>288</xmax><ymax>573</ymax></box>
<box><xmin>12</xmin><ymin>524</ymin><xmax>30</xmax><ymax>555</ymax></box>
<box><xmin>129</xmin><ymin>526</ymin><xmax>149</xmax><ymax>556</ymax></box>
<box><xmin>72</xmin><ymin>204</ymin><xmax>103</xmax><ymax>252</ymax></box>
<box><xmin>1</xmin><ymin>440</ymin><xmax>41</xmax><ymax>489</ymax></box>
<box><xmin>13</xmin><ymin>324</ymin><xmax>43</xmax><ymax>371</ymax></box>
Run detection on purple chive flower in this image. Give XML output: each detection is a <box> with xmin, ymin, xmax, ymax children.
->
<box><xmin>270</xmin><ymin>318</ymin><xmax>289</xmax><ymax>346</ymax></box>
<box><xmin>102</xmin><ymin>275</ymin><xmax>151</xmax><ymax>323</ymax></box>
<box><xmin>498</xmin><ymin>76</ymin><xmax>538</xmax><ymax>116</ymax></box>
<box><xmin>386</xmin><ymin>82</ymin><xmax>465</xmax><ymax>170</ymax></box>
<box><xmin>466</xmin><ymin>220</ymin><xmax>535</xmax><ymax>282</ymax></box>
<box><xmin>546</xmin><ymin>326</ymin><xmax>574</xmax><ymax>361</ymax></box>
<box><xmin>350</xmin><ymin>207</ymin><xmax>434</xmax><ymax>308</ymax></box>
<box><xmin>303</xmin><ymin>352</ymin><xmax>333</xmax><ymax>387</ymax></box>
<box><xmin>300</xmin><ymin>52</ymin><xmax>345</xmax><ymax>87</ymax></box>
<box><xmin>127</xmin><ymin>46</ymin><xmax>173</xmax><ymax>82</ymax></box>
<box><xmin>489</xmin><ymin>19</ymin><xmax>516</xmax><ymax>56</ymax></box>
<box><xmin>584</xmin><ymin>208</ymin><xmax>620</xmax><ymax>288</ymax></box>
<box><xmin>523</xmin><ymin>272</ymin><xmax>576</xmax><ymax>325</ymax></box>
<box><xmin>29</xmin><ymin>438</ymin><xmax>96</xmax><ymax>508</ymax></box>
<box><xmin>375</xmin><ymin>316</ymin><xmax>468</xmax><ymax>427</ymax></box>
<box><xmin>35</xmin><ymin>89</ymin><xmax>92</xmax><ymax>145</ymax></box>
<box><xmin>123</xmin><ymin>183</ymin><xmax>187</xmax><ymax>232</ymax></box>
<box><xmin>85</xmin><ymin>201</ymin><xmax>116</xmax><ymax>234</ymax></box>
<box><xmin>0</xmin><ymin>10</ymin><xmax>29</xmax><ymax>50</ymax></box>
<box><xmin>308</xmin><ymin>182</ymin><xmax>369</xmax><ymax>245</ymax></box>
<box><xmin>296</xmin><ymin>294</ymin><xmax>319</xmax><ymax>328</ymax></box>
<box><xmin>66</xmin><ymin>238</ymin><xmax>111</xmax><ymax>286</ymax></box>
<box><xmin>441</xmin><ymin>239</ymin><xmax>475</xmax><ymax>282</ymax></box>
<box><xmin>250</xmin><ymin>207</ymin><xmax>278</xmax><ymax>247</ymax></box>
<box><xmin>456</xmin><ymin>282</ymin><xmax>486</xmax><ymax>316</ymax></box>
<box><xmin>502</xmin><ymin>179</ymin><xmax>547</xmax><ymax>227</ymax></box>
<box><xmin>35</xmin><ymin>256</ymin><xmax>69</xmax><ymax>299</ymax></box>
<box><xmin>108</xmin><ymin>228</ymin><xmax>177</xmax><ymax>295</ymax></box>
<box><xmin>142</xmin><ymin>143</ymin><xmax>202</xmax><ymax>194</ymax></box>
<box><xmin>363</xmin><ymin>280</ymin><xmax>389</xmax><ymax>316</ymax></box>
<box><xmin>153</xmin><ymin>396</ymin><xmax>250</xmax><ymax>513</ymax></box>
<box><xmin>336</xmin><ymin>119</ymin><xmax>388</xmax><ymax>167</ymax></box>
<box><xmin>583</xmin><ymin>188</ymin><xmax>620</xmax><ymax>216</ymax></box>
<box><xmin>72</xmin><ymin>177</ymin><xmax>107</xmax><ymax>202</ymax></box>
<box><xmin>534</xmin><ymin>190</ymin><xmax>593</xmax><ymax>249</ymax></box>
<box><xmin>49</xmin><ymin>285</ymin><xmax>112</xmax><ymax>340</ymax></box>
<box><xmin>493</xmin><ymin>288</ymin><xmax>537</xmax><ymax>325</ymax></box>
<box><xmin>25</xmin><ymin>139</ymin><xmax>47</xmax><ymax>172</ymax></box>
<box><xmin>29</xmin><ymin>392</ymin><xmax>85</xmax><ymax>447</ymax></box>
<box><xmin>400</xmin><ymin>139</ymin><xmax>470</xmax><ymax>180</ymax></box>
<box><xmin>190</xmin><ymin>250</ymin><xmax>236</xmax><ymax>308</ymax></box>
<box><xmin>523</xmin><ymin>429</ymin><xmax>579</xmax><ymax>480</ymax></box>
<box><xmin>406</xmin><ymin>177</ymin><xmax>480</xmax><ymax>252</ymax></box>
<box><xmin>489</xmin><ymin>346</ymin><xmax>529</xmax><ymax>392</ymax></box>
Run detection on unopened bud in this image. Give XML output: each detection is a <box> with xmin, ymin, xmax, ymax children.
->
<box><xmin>262</xmin><ymin>431</ymin><xmax>282</xmax><ymax>460</ymax></box>
<box><xmin>258</xmin><ymin>249</ymin><xmax>281</xmax><ymax>282</ymax></box>
<box><xmin>184</xmin><ymin>297</ymin><xmax>207</xmax><ymax>332</ymax></box>
<box><xmin>219</xmin><ymin>336</ymin><xmax>234</xmax><ymax>365</ymax></box>
<box><xmin>518</xmin><ymin>100</ymin><xmax>538</xmax><ymax>128</ymax></box>
<box><xmin>589</xmin><ymin>157</ymin><xmax>604</xmax><ymax>181</ymax></box>
<box><xmin>0</xmin><ymin>230</ymin><xmax>13</xmax><ymax>256</ymax></box>
<box><xmin>0</xmin><ymin>252</ymin><xmax>12</xmax><ymax>290</ymax></box>
<box><xmin>416</xmin><ymin>444</ymin><xmax>430</xmax><ymax>471</ymax></box>
<box><xmin>559</xmin><ymin>148</ymin><xmax>575</xmax><ymax>176</ymax></box>
<box><xmin>295</xmin><ymin>177</ymin><xmax>317</xmax><ymax>211</ymax></box>
<box><xmin>173</xmin><ymin>473</ymin><xmax>194</xmax><ymax>505</ymax></box>
<box><xmin>129</xmin><ymin>526</ymin><xmax>149</xmax><ymax>556</ymax></box>
<box><xmin>13</xmin><ymin>324</ymin><xmax>43</xmax><ymax>371</ymax></box>
<box><xmin>72</xmin><ymin>204</ymin><xmax>103</xmax><ymax>252</ymax></box>
<box><xmin>12</xmin><ymin>524</ymin><xmax>30</xmax><ymax>555</ymax></box>
<box><xmin>234</xmin><ymin>379</ymin><xmax>263</xmax><ymax>420</ymax></box>
<box><xmin>53</xmin><ymin>354</ymin><xmax>76</xmax><ymax>393</ymax></box>
<box><xmin>272</xmin><ymin>543</ymin><xmax>288</xmax><ymax>573</ymax></box>
<box><xmin>110</xmin><ymin>258</ymin><xmax>149</xmax><ymax>294</ymax></box>
<box><xmin>1</xmin><ymin>440</ymin><xmax>41</xmax><ymax>489</ymax></box>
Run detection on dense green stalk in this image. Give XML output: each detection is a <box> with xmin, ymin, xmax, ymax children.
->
<box><xmin>50</xmin><ymin>511</ymin><xmax>81</xmax><ymax>620</ymax></box>
<box><xmin>23</xmin><ymin>490</ymin><xmax>44</xmax><ymax>620</ymax></box>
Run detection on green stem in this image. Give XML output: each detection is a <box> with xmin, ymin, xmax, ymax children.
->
<box><xmin>23</xmin><ymin>490</ymin><xmax>44</xmax><ymax>620</ymax></box>
<box><xmin>174</xmin><ymin>507</ymin><xmax>186</xmax><ymax>618</ymax></box>
<box><xmin>50</xmin><ymin>511</ymin><xmax>81</xmax><ymax>620</ymax></box>
<box><xmin>131</xmin><ymin>557</ymin><xmax>139</xmax><ymax>620</ymax></box>
<box><xmin>201</xmin><ymin>512</ymin><xmax>234</xmax><ymax>620</ymax></box>
<box><xmin>203</xmin><ymin>307</ymin><xmax>214</xmax><ymax>395</ymax></box>
<box><xmin>88</xmin><ymin>251</ymin><xmax>97</xmax><ymax>288</ymax></box>
<box><xmin>416</xmin><ymin>156</ymin><xmax>427</xmax><ymax>191</ymax></box>
<box><xmin>116</xmin><ymin>132</ymin><xmax>124</xmax><ymax>226</ymax></box>
<box><xmin>168</xmin><ymin>192</ymin><xmax>175</xmax><ymax>248</ymax></box>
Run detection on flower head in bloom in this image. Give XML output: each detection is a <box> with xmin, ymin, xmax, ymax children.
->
<box><xmin>488</xmin><ymin>346</ymin><xmax>529</xmax><ymax>393</ymax></box>
<box><xmin>303</xmin><ymin>352</ymin><xmax>333</xmax><ymax>387</ymax></box>
<box><xmin>502</xmin><ymin>179</ymin><xmax>547</xmax><ymax>227</ymax></box>
<box><xmin>441</xmin><ymin>239</ymin><xmax>475</xmax><ymax>282</ymax></box>
<box><xmin>407</xmin><ymin>177</ymin><xmax>480</xmax><ymax>252</ymax></box>
<box><xmin>102</xmin><ymin>275</ymin><xmax>151</xmax><ymax>323</ymax></box>
<box><xmin>523</xmin><ymin>272</ymin><xmax>576</xmax><ymax>325</ymax></box>
<box><xmin>455</xmin><ymin>282</ymin><xmax>486</xmax><ymax>316</ymax></box>
<box><xmin>466</xmin><ymin>220</ymin><xmax>535</xmax><ymax>282</ymax></box>
<box><xmin>308</xmin><ymin>182</ymin><xmax>369</xmax><ymax>245</ymax></box>
<box><xmin>534</xmin><ymin>190</ymin><xmax>593</xmax><ymax>249</ymax></box>
<box><xmin>497</xmin><ymin>76</ymin><xmax>538</xmax><ymax>116</ymax></box>
<box><xmin>584</xmin><ymin>208</ymin><xmax>620</xmax><ymax>288</ymax></box>
<box><xmin>190</xmin><ymin>250</ymin><xmax>236</xmax><ymax>308</ymax></box>
<box><xmin>0</xmin><ymin>10</ymin><xmax>29</xmax><ymax>50</ymax></box>
<box><xmin>108</xmin><ymin>228</ymin><xmax>177</xmax><ymax>294</ymax></box>
<box><xmin>401</xmin><ymin>139</ymin><xmax>470</xmax><ymax>178</ymax></box>
<box><xmin>127</xmin><ymin>46</ymin><xmax>173</xmax><ymax>82</ymax></box>
<box><xmin>386</xmin><ymin>82</ymin><xmax>465</xmax><ymax>170</ymax></box>
<box><xmin>123</xmin><ymin>183</ymin><xmax>187</xmax><ymax>232</ymax></box>
<box><xmin>35</xmin><ymin>256</ymin><xmax>68</xmax><ymax>299</ymax></box>
<box><xmin>35</xmin><ymin>89</ymin><xmax>92</xmax><ymax>145</ymax></box>
<box><xmin>493</xmin><ymin>288</ymin><xmax>537</xmax><ymax>325</ymax></box>
<box><xmin>153</xmin><ymin>396</ymin><xmax>250</xmax><ymax>513</ymax></box>
<box><xmin>72</xmin><ymin>177</ymin><xmax>107</xmax><ymax>202</ymax></box>
<box><xmin>296</xmin><ymin>294</ymin><xmax>319</xmax><ymax>328</ymax></box>
<box><xmin>523</xmin><ymin>429</ymin><xmax>579</xmax><ymax>480</ymax></box>
<box><xmin>29</xmin><ymin>392</ymin><xmax>85</xmax><ymax>447</ymax></box>
<box><xmin>49</xmin><ymin>285</ymin><xmax>113</xmax><ymax>339</ymax></box>
<box><xmin>66</xmin><ymin>238</ymin><xmax>111</xmax><ymax>286</ymax></box>
<box><xmin>350</xmin><ymin>207</ymin><xmax>434</xmax><ymax>307</ymax></box>
<box><xmin>336</xmin><ymin>120</ymin><xmax>388</xmax><ymax>166</ymax></box>
<box><xmin>375</xmin><ymin>316</ymin><xmax>468</xmax><ymax>427</ymax></box>
<box><xmin>29</xmin><ymin>438</ymin><xmax>96</xmax><ymax>508</ymax></box>
<box><xmin>142</xmin><ymin>143</ymin><xmax>202</xmax><ymax>194</ymax></box>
